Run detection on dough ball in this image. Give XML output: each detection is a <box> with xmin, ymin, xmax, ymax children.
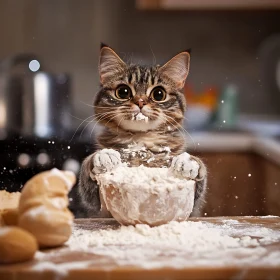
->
<box><xmin>0</xmin><ymin>190</ymin><xmax>21</xmax><ymax>210</ymax></box>
<box><xmin>19</xmin><ymin>206</ymin><xmax>73</xmax><ymax>248</ymax></box>
<box><xmin>1</xmin><ymin>208</ymin><xmax>19</xmax><ymax>226</ymax></box>
<box><xmin>0</xmin><ymin>190</ymin><xmax>21</xmax><ymax>227</ymax></box>
<box><xmin>18</xmin><ymin>169</ymin><xmax>76</xmax><ymax>214</ymax></box>
<box><xmin>0</xmin><ymin>215</ymin><xmax>4</xmax><ymax>227</ymax></box>
<box><xmin>0</xmin><ymin>226</ymin><xmax>38</xmax><ymax>264</ymax></box>
<box><xmin>18</xmin><ymin>168</ymin><xmax>76</xmax><ymax>248</ymax></box>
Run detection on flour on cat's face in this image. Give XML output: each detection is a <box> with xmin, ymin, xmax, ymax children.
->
<box><xmin>94</xmin><ymin>45</ymin><xmax>190</xmax><ymax>132</ymax></box>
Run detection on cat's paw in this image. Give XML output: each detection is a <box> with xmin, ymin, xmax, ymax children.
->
<box><xmin>169</xmin><ymin>152</ymin><xmax>199</xmax><ymax>180</ymax></box>
<box><xmin>92</xmin><ymin>149</ymin><xmax>122</xmax><ymax>175</ymax></box>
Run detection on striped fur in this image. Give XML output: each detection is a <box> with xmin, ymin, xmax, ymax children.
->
<box><xmin>79</xmin><ymin>46</ymin><xmax>207</xmax><ymax>217</ymax></box>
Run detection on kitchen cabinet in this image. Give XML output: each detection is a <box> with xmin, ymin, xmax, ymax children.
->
<box><xmin>193</xmin><ymin>151</ymin><xmax>280</xmax><ymax>217</ymax></box>
<box><xmin>136</xmin><ymin>0</ymin><xmax>280</xmax><ymax>10</ymax></box>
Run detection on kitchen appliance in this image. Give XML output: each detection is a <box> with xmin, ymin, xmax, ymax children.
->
<box><xmin>0</xmin><ymin>74</ymin><xmax>22</xmax><ymax>138</ymax></box>
<box><xmin>0</xmin><ymin>53</ymin><xmax>72</xmax><ymax>139</ymax></box>
<box><xmin>0</xmin><ymin>53</ymin><xmax>93</xmax><ymax>217</ymax></box>
<box><xmin>259</xmin><ymin>34</ymin><xmax>280</xmax><ymax>114</ymax></box>
<box><xmin>21</xmin><ymin>72</ymin><xmax>72</xmax><ymax>138</ymax></box>
<box><xmin>0</xmin><ymin>133</ymin><xmax>96</xmax><ymax>217</ymax></box>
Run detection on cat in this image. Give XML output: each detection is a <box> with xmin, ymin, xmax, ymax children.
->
<box><xmin>79</xmin><ymin>44</ymin><xmax>207</xmax><ymax>217</ymax></box>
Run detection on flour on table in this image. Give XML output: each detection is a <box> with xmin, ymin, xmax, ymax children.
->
<box><xmin>66</xmin><ymin>219</ymin><xmax>280</xmax><ymax>268</ymax></box>
<box><xmin>0</xmin><ymin>227</ymin><xmax>11</xmax><ymax>236</ymax></box>
<box><xmin>30</xmin><ymin>218</ymin><xmax>280</xmax><ymax>277</ymax></box>
<box><xmin>32</xmin><ymin>260</ymin><xmax>92</xmax><ymax>277</ymax></box>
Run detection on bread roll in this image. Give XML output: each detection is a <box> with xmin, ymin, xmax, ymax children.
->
<box><xmin>18</xmin><ymin>168</ymin><xmax>76</xmax><ymax>248</ymax></box>
<box><xmin>19</xmin><ymin>206</ymin><xmax>73</xmax><ymax>247</ymax></box>
<box><xmin>1</xmin><ymin>208</ymin><xmax>19</xmax><ymax>226</ymax></box>
<box><xmin>0</xmin><ymin>190</ymin><xmax>21</xmax><ymax>226</ymax></box>
<box><xmin>0</xmin><ymin>190</ymin><xmax>21</xmax><ymax>210</ymax></box>
<box><xmin>0</xmin><ymin>226</ymin><xmax>38</xmax><ymax>264</ymax></box>
<box><xmin>0</xmin><ymin>215</ymin><xmax>4</xmax><ymax>227</ymax></box>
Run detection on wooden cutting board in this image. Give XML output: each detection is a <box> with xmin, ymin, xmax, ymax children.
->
<box><xmin>0</xmin><ymin>216</ymin><xmax>279</xmax><ymax>280</ymax></box>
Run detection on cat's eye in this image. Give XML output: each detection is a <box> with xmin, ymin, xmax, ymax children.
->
<box><xmin>151</xmin><ymin>87</ymin><xmax>166</xmax><ymax>102</ymax></box>
<box><xmin>115</xmin><ymin>85</ymin><xmax>132</xmax><ymax>100</ymax></box>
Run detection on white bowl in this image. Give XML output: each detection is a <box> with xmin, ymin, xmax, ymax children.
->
<box><xmin>184</xmin><ymin>105</ymin><xmax>212</xmax><ymax>130</ymax></box>
<box><xmin>97</xmin><ymin>165</ymin><xmax>195</xmax><ymax>226</ymax></box>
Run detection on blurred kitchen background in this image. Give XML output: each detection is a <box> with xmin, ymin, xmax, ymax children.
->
<box><xmin>0</xmin><ymin>0</ymin><xmax>280</xmax><ymax>217</ymax></box>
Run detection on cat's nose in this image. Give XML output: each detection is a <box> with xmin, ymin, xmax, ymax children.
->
<box><xmin>135</xmin><ymin>98</ymin><xmax>146</xmax><ymax>109</ymax></box>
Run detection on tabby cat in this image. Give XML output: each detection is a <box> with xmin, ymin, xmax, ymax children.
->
<box><xmin>79</xmin><ymin>44</ymin><xmax>207</xmax><ymax>217</ymax></box>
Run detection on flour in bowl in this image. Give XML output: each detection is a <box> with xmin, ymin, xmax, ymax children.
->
<box><xmin>96</xmin><ymin>165</ymin><xmax>195</xmax><ymax>226</ymax></box>
<box><xmin>96</xmin><ymin>164</ymin><xmax>191</xmax><ymax>189</ymax></box>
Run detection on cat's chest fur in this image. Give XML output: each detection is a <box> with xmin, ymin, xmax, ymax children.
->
<box><xmin>98</xmin><ymin>129</ymin><xmax>186</xmax><ymax>168</ymax></box>
<box><xmin>120</xmin><ymin>141</ymin><xmax>171</xmax><ymax>168</ymax></box>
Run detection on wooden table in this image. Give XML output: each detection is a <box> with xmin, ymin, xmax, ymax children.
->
<box><xmin>0</xmin><ymin>216</ymin><xmax>279</xmax><ymax>280</ymax></box>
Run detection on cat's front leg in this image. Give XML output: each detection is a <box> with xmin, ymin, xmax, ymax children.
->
<box><xmin>79</xmin><ymin>149</ymin><xmax>122</xmax><ymax>217</ymax></box>
<box><xmin>169</xmin><ymin>152</ymin><xmax>207</xmax><ymax>216</ymax></box>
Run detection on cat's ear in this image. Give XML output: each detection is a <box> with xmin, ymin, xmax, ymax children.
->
<box><xmin>100</xmin><ymin>42</ymin><xmax>108</xmax><ymax>49</ymax></box>
<box><xmin>99</xmin><ymin>44</ymin><xmax>126</xmax><ymax>84</ymax></box>
<box><xmin>159</xmin><ymin>50</ymin><xmax>191</xmax><ymax>89</ymax></box>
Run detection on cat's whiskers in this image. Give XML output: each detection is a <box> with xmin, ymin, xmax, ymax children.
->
<box><xmin>79</xmin><ymin>100</ymin><xmax>117</xmax><ymax>110</ymax></box>
<box><xmin>79</xmin><ymin>100</ymin><xmax>112</xmax><ymax>109</ymax></box>
<box><xmin>94</xmin><ymin>111</ymin><xmax>117</xmax><ymax>118</ymax></box>
<box><xmin>69</xmin><ymin>114</ymin><xmax>97</xmax><ymax>143</ymax></box>
<box><xmin>148</xmin><ymin>113</ymin><xmax>191</xmax><ymax>151</ymax></box>
<box><xmin>154</xmin><ymin>114</ymin><xmax>181</xmax><ymax>134</ymax></box>
<box><xmin>176</xmin><ymin>111</ymin><xmax>192</xmax><ymax>123</ymax></box>
<box><xmin>164</xmin><ymin>115</ymin><xmax>196</xmax><ymax>148</ymax></box>
<box><xmin>90</xmin><ymin>112</ymin><xmax>123</xmax><ymax>138</ymax></box>
<box><xmin>92</xmin><ymin>111</ymin><xmax>119</xmax><ymax>127</ymax></box>
<box><xmin>117</xmin><ymin>116</ymin><xmax>125</xmax><ymax>133</ymax></box>
<box><xmin>70</xmin><ymin>111</ymin><xmax>115</xmax><ymax>129</ymax></box>
<box><xmin>149</xmin><ymin>44</ymin><xmax>157</xmax><ymax>66</ymax></box>
<box><xmin>76</xmin><ymin>112</ymin><xmax>118</xmax><ymax>141</ymax></box>
<box><xmin>79</xmin><ymin>114</ymin><xmax>111</xmax><ymax>140</ymax></box>
<box><xmin>104</xmin><ymin>112</ymin><xmax>125</xmax><ymax>128</ymax></box>
<box><xmin>161</xmin><ymin>115</ymin><xmax>196</xmax><ymax>150</ymax></box>
<box><xmin>154</xmin><ymin>112</ymin><xmax>191</xmax><ymax>145</ymax></box>
<box><xmin>69</xmin><ymin>114</ymin><xmax>94</xmax><ymax>122</ymax></box>
<box><xmin>89</xmin><ymin>113</ymin><xmax>118</xmax><ymax>139</ymax></box>
<box><xmin>164</xmin><ymin>117</ymin><xmax>186</xmax><ymax>141</ymax></box>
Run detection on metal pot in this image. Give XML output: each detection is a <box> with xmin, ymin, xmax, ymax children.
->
<box><xmin>259</xmin><ymin>35</ymin><xmax>280</xmax><ymax>114</ymax></box>
<box><xmin>0</xmin><ymin>54</ymin><xmax>72</xmax><ymax>139</ymax></box>
<box><xmin>0</xmin><ymin>74</ymin><xmax>23</xmax><ymax>138</ymax></box>
<box><xmin>20</xmin><ymin>72</ymin><xmax>72</xmax><ymax>138</ymax></box>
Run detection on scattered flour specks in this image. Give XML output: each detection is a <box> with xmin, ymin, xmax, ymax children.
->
<box><xmin>0</xmin><ymin>227</ymin><xmax>12</xmax><ymax>236</ymax></box>
<box><xmin>66</xmin><ymin>219</ymin><xmax>280</xmax><ymax>268</ymax></box>
<box><xmin>32</xmin><ymin>260</ymin><xmax>93</xmax><ymax>277</ymax></box>
<box><xmin>30</xmin><ymin>218</ymin><xmax>280</xmax><ymax>278</ymax></box>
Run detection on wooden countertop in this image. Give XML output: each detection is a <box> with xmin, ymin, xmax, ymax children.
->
<box><xmin>0</xmin><ymin>216</ymin><xmax>280</xmax><ymax>280</ymax></box>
